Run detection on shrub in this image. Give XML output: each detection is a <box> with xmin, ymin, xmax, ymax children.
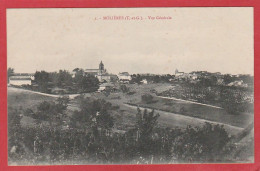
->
<box><xmin>141</xmin><ymin>94</ymin><xmax>154</xmax><ymax>104</ymax></box>
<box><xmin>120</xmin><ymin>85</ymin><xmax>129</xmax><ymax>93</ymax></box>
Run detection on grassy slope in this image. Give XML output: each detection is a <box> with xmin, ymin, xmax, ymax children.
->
<box><xmin>8</xmin><ymin>84</ymin><xmax>253</xmax><ymax>131</ymax></box>
<box><xmin>8</xmin><ymin>87</ymin><xmax>56</xmax><ymax>127</ymax></box>
<box><xmin>136</xmin><ymin>96</ymin><xmax>253</xmax><ymax>128</ymax></box>
<box><xmin>116</xmin><ymin>83</ymin><xmax>253</xmax><ymax>128</ymax></box>
<box><xmin>8</xmin><ymin>87</ymin><xmax>56</xmax><ymax>110</ymax></box>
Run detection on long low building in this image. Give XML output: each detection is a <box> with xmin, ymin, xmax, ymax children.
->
<box><xmin>118</xmin><ymin>72</ymin><xmax>131</xmax><ymax>82</ymax></box>
<box><xmin>9</xmin><ymin>73</ymin><xmax>34</xmax><ymax>86</ymax></box>
<box><xmin>9</xmin><ymin>77</ymin><xmax>31</xmax><ymax>86</ymax></box>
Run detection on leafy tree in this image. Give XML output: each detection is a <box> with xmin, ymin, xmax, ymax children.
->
<box><xmin>238</xmin><ymin>74</ymin><xmax>253</xmax><ymax>86</ymax></box>
<box><xmin>153</xmin><ymin>75</ymin><xmax>160</xmax><ymax>83</ymax></box>
<box><xmin>50</xmin><ymin>70</ymin><xmax>73</xmax><ymax>88</ymax></box>
<box><xmin>26</xmin><ymin>97</ymin><xmax>69</xmax><ymax>127</ymax></box>
<box><xmin>8</xmin><ymin>107</ymin><xmax>24</xmax><ymax>158</ymax></box>
<box><xmin>7</xmin><ymin>67</ymin><xmax>14</xmax><ymax>83</ymax></box>
<box><xmin>135</xmin><ymin>108</ymin><xmax>160</xmax><ymax>157</ymax></box>
<box><xmin>73</xmin><ymin>69</ymin><xmax>99</xmax><ymax>93</ymax></box>
<box><xmin>73</xmin><ymin>68</ymin><xmax>80</xmax><ymax>72</ymax></box>
<box><xmin>71</xmin><ymin>97</ymin><xmax>114</xmax><ymax>134</ymax></box>
<box><xmin>131</xmin><ymin>74</ymin><xmax>142</xmax><ymax>84</ymax></box>
<box><xmin>120</xmin><ymin>84</ymin><xmax>129</xmax><ymax>93</ymax></box>
<box><xmin>34</xmin><ymin>71</ymin><xmax>50</xmax><ymax>93</ymax></box>
<box><xmin>223</xmin><ymin>74</ymin><xmax>233</xmax><ymax>85</ymax></box>
<box><xmin>141</xmin><ymin>94</ymin><xmax>154</xmax><ymax>104</ymax></box>
<box><xmin>135</xmin><ymin>108</ymin><xmax>160</xmax><ymax>140</ymax></box>
<box><xmin>172</xmin><ymin>123</ymin><xmax>230</xmax><ymax>162</ymax></box>
<box><xmin>56</xmin><ymin>96</ymin><xmax>70</xmax><ymax>111</ymax></box>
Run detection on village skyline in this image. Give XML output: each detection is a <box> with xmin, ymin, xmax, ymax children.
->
<box><xmin>7</xmin><ymin>62</ymin><xmax>254</xmax><ymax>76</ymax></box>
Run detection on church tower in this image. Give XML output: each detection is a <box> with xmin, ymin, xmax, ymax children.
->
<box><xmin>99</xmin><ymin>61</ymin><xmax>104</xmax><ymax>74</ymax></box>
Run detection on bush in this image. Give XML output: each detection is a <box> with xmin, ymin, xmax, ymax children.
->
<box><xmin>120</xmin><ymin>85</ymin><xmax>129</xmax><ymax>93</ymax></box>
<box><xmin>127</xmin><ymin>91</ymin><xmax>136</xmax><ymax>95</ymax></box>
<box><xmin>172</xmin><ymin>123</ymin><xmax>230</xmax><ymax>162</ymax></box>
<box><xmin>141</xmin><ymin>94</ymin><xmax>154</xmax><ymax>104</ymax></box>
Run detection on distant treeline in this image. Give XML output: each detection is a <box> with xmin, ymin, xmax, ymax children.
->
<box><xmin>33</xmin><ymin>69</ymin><xmax>99</xmax><ymax>94</ymax></box>
<box><xmin>130</xmin><ymin>73</ymin><xmax>253</xmax><ymax>87</ymax></box>
<box><xmin>159</xmin><ymin>83</ymin><xmax>254</xmax><ymax>114</ymax></box>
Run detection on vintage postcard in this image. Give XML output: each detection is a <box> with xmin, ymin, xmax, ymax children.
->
<box><xmin>4</xmin><ymin>6</ymin><xmax>255</xmax><ymax>167</ymax></box>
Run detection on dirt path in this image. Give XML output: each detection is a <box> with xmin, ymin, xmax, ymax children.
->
<box><xmin>124</xmin><ymin>103</ymin><xmax>243</xmax><ymax>135</ymax></box>
<box><xmin>157</xmin><ymin>95</ymin><xmax>223</xmax><ymax>109</ymax></box>
<box><xmin>8</xmin><ymin>87</ymin><xmax>81</xmax><ymax>99</ymax></box>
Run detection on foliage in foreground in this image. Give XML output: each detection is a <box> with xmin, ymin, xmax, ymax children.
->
<box><xmin>8</xmin><ymin>98</ymin><xmax>238</xmax><ymax>164</ymax></box>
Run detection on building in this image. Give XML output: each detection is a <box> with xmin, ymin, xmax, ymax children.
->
<box><xmin>228</xmin><ymin>80</ymin><xmax>248</xmax><ymax>87</ymax></box>
<box><xmin>98</xmin><ymin>82</ymin><xmax>114</xmax><ymax>92</ymax></box>
<box><xmin>141</xmin><ymin>79</ymin><xmax>148</xmax><ymax>84</ymax></box>
<box><xmin>97</xmin><ymin>73</ymin><xmax>111</xmax><ymax>82</ymax></box>
<box><xmin>85</xmin><ymin>61</ymin><xmax>106</xmax><ymax>76</ymax></box>
<box><xmin>85</xmin><ymin>61</ymin><xmax>111</xmax><ymax>82</ymax></box>
<box><xmin>9</xmin><ymin>73</ymin><xmax>34</xmax><ymax>86</ymax></box>
<box><xmin>175</xmin><ymin>69</ymin><xmax>184</xmax><ymax>77</ymax></box>
<box><xmin>118</xmin><ymin>72</ymin><xmax>131</xmax><ymax>82</ymax></box>
<box><xmin>84</xmin><ymin>69</ymin><xmax>99</xmax><ymax>76</ymax></box>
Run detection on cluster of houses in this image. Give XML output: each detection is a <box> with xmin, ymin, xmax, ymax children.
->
<box><xmin>73</xmin><ymin>61</ymin><xmax>132</xmax><ymax>83</ymax></box>
<box><xmin>8</xmin><ymin>61</ymin><xmax>133</xmax><ymax>87</ymax></box>
<box><xmin>174</xmin><ymin>69</ymin><xmax>250</xmax><ymax>88</ymax></box>
<box><xmin>8</xmin><ymin>62</ymin><xmax>251</xmax><ymax>89</ymax></box>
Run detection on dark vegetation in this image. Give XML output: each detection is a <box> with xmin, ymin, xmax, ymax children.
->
<box><xmin>8</xmin><ymin>97</ymin><xmax>241</xmax><ymax>164</ymax></box>
<box><xmin>158</xmin><ymin>82</ymin><xmax>253</xmax><ymax>115</ymax></box>
<box><xmin>141</xmin><ymin>94</ymin><xmax>156</xmax><ymax>104</ymax></box>
<box><xmin>7</xmin><ymin>67</ymin><xmax>14</xmax><ymax>83</ymax></box>
<box><xmin>31</xmin><ymin>69</ymin><xmax>99</xmax><ymax>94</ymax></box>
<box><xmin>7</xmin><ymin>68</ymin><xmax>254</xmax><ymax>164</ymax></box>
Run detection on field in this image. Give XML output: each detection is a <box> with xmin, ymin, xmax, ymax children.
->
<box><xmin>101</xmin><ymin>83</ymin><xmax>253</xmax><ymax>128</ymax></box>
<box><xmin>8</xmin><ymin>87</ymin><xmax>56</xmax><ymax>109</ymax></box>
<box><xmin>134</xmin><ymin>96</ymin><xmax>253</xmax><ymax>128</ymax></box>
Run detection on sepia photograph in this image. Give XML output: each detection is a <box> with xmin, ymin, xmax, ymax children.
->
<box><xmin>7</xmin><ymin>7</ymin><xmax>254</xmax><ymax>165</ymax></box>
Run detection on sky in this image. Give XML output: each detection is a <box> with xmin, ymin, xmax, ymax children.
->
<box><xmin>7</xmin><ymin>8</ymin><xmax>254</xmax><ymax>75</ymax></box>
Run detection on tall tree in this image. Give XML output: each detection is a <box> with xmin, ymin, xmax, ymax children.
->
<box><xmin>7</xmin><ymin>67</ymin><xmax>14</xmax><ymax>83</ymax></box>
<box><xmin>135</xmin><ymin>108</ymin><xmax>160</xmax><ymax>141</ymax></box>
<box><xmin>71</xmin><ymin>97</ymin><xmax>114</xmax><ymax>134</ymax></box>
<box><xmin>34</xmin><ymin>71</ymin><xmax>50</xmax><ymax>93</ymax></box>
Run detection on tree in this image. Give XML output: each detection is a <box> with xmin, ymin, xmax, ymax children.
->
<box><xmin>238</xmin><ymin>74</ymin><xmax>253</xmax><ymax>86</ymax></box>
<box><xmin>141</xmin><ymin>94</ymin><xmax>154</xmax><ymax>104</ymax></box>
<box><xmin>8</xmin><ymin>107</ymin><xmax>24</xmax><ymax>158</ymax></box>
<box><xmin>136</xmin><ymin>108</ymin><xmax>160</xmax><ymax>140</ymax></box>
<box><xmin>172</xmin><ymin>123</ymin><xmax>230</xmax><ymax>162</ymax></box>
<box><xmin>73</xmin><ymin>69</ymin><xmax>99</xmax><ymax>93</ymax></box>
<box><xmin>71</xmin><ymin>97</ymin><xmax>114</xmax><ymax>134</ymax></box>
<box><xmin>131</xmin><ymin>74</ymin><xmax>142</xmax><ymax>84</ymax></box>
<box><xmin>73</xmin><ymin>68</ymin><xmax>80</xmax><ymax>72</ymax></box>
<box><xmin>120</xmin><ymin>84</ymin><xmax>129</xmax><ymax>93</ymax></box>
<box><xmin>57</xmin><ymin>70</ymin><xmax>73</xmax><ymax>87</ymax></box>
<box><xmin>50</xmin><ymin>70</ymin><xmax>73</xmax><ymax>87</ymax></box>
<box><xmin>135</xmin><ymin>108</ymin><xmax>160</xmax><ymax>157</ymax></box>
<box><xmin>34</xmin><ymin>71</ymin><xmax>50</xmax><ymax>93</ymax></box>
<box><xmin>7</xmin><ymin>67</ymin><xmax>14</xmax><ymax>83</ymax></box>
<box><xmin>223</xmin><ymin>74</ymin><xmax>233</xmax><ymax>85</ymax></box>
<box><xmin>153</xmin><ymin>75</ymin><xmax>160</xmax><ymax>83</ymax></box>
<box><xmin>27</xmin><ymin>97</ymin><xmax>69</xmax><ymax>127</ymax></box>
<box><xmin>56</xmin><ymin>96</ymin><xmax>70</xmax><ymax>111</ymax></box>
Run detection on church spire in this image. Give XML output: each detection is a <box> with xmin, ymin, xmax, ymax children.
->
<box><xmin>99</xmin><ymin>61</ymin><xmax>104</xmax><ymax>73</ymax></box>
